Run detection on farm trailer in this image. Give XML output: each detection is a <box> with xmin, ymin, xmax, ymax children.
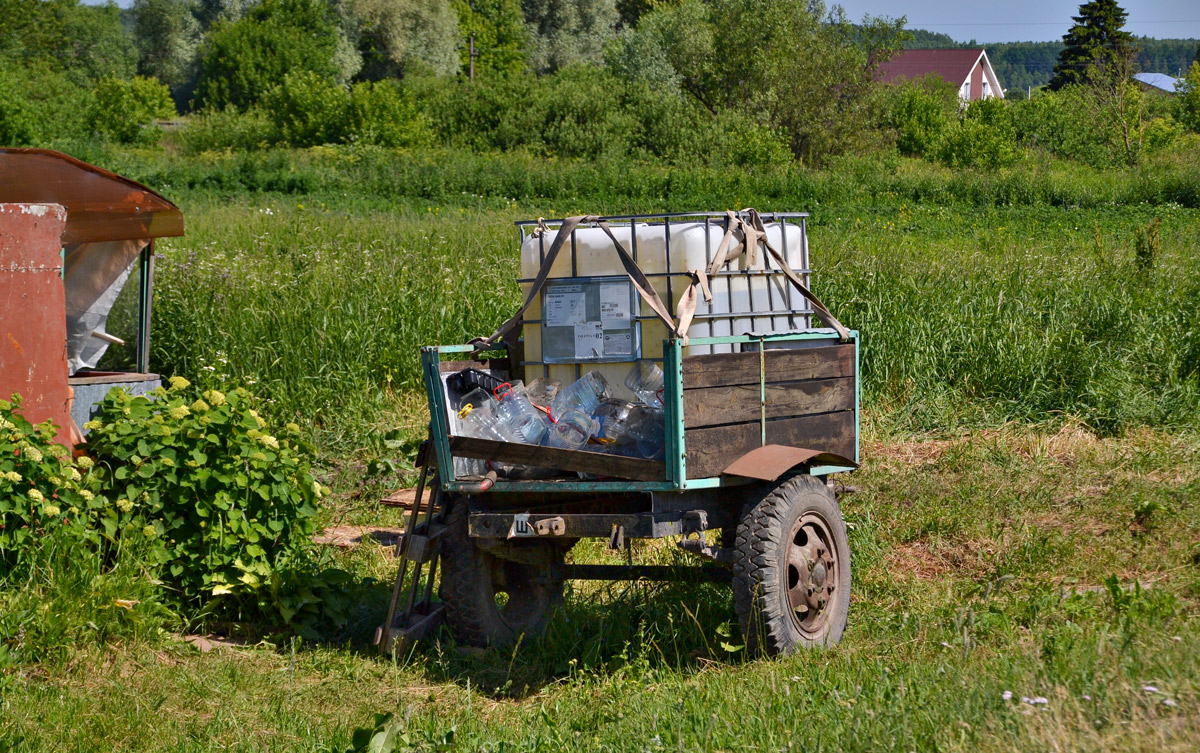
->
<box><xmin>377</xmin><ymin>211</ymin><xmax>859</xmax><ymax>657</ymax></box>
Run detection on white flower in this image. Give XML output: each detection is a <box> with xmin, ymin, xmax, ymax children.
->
<box><xmin>28</xmin><ymin>488</ymin><xmax>44</xmax><ymax>502</ymax></box>
<box><xmin>1021</xmin><ymin>696</ymin><xmax>1048</xmax><ymax>705</ymax></box>
<box><xmin>1144</xmin><ymin>685</ymin><xmax>1159</xmax><ymax>694</ymax></box>
<box><xmin>1001</xmin><ymin>691</ymin><xmax>1013</xmax><ymax>701</ymax></box>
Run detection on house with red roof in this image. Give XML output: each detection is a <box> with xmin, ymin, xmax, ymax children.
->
<box><xmin>878</xmin><ymin>49</ymin><xmax>1004</xmax><ymax>101</ymax></box>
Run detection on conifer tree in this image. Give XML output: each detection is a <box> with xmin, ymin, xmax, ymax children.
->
<box><xmin>1048</xmin><ymin>0</ymin><xmax>1135</xmax><ymax>90</ymax></box>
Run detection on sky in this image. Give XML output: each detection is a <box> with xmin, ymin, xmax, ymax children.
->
<box><xmin>832</xmin><ymin>0</ymin><xmax>1200</xmax><ymax>44</ymax></box>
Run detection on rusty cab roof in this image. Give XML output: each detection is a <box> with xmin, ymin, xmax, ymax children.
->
<box><xmin>0</xmin><ymin>148</ymin><xmax>184</xmax><ymax>244</ymax></box>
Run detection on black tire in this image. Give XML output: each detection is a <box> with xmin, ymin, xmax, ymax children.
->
<box><xmin>732</xmin><ymin>474</ymin><xmax>851</xmax><ymax>656</ymax></box>
<box><xmin>438</xmin><ymin>499</ymin><xmax>564</xmax><ymax>648</ymax></box>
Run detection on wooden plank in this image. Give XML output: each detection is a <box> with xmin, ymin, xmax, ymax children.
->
<box><xmin>681</xmin><ymin>344</ymin><xmax>854</xmax><ymax>390</ymax></box>
<box><xmin>683</xmin><ymin>376</ymin><xmax>854</xmax><ymax>429</ymax></box>
<box><xmin>449</xmin><ymin>436</ymin><xmax>666</xmax><ymax>482</ymax></box>
<box><xmin>684</xmin><ymin>411</ymin><xmax>855</xmax><ymax>480</ymax></box>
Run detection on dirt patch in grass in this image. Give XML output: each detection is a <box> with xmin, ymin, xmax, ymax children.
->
<box><xmin>887</xmin><ymin>538</ymin><xmax>995</xmax><ymax>581</ymax></box>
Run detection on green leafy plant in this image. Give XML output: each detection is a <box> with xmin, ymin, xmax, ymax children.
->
<box><xmin>87</xmin><ymin>75</ymin><xmax>177</xmax><ymax>145</ymax></box>
<box><xmin>0</xmin><ymin>395</ymin><xmax>101</xmax><ymax>575</ymax></box>
<box><xmin>83</xmin><ymin>377</ymin><xmax>330</xmax><ymax>619</ymax></box>
<box><xmin>263</xmin><ymin>70</ymin><xmax>350</xmax><ymax>147</ymax></box>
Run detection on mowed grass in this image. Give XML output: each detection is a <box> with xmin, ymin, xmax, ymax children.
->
<box><xmin>2</xmin><ymin>425</ymin><xmax>1197</xmax><ymax>751</ymax></box>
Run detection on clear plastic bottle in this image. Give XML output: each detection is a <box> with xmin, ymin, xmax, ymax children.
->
<box><xmin>551</xmin><ymin>371</ymin><xmax>611</xmax><ymax>420</ymax></box>
<box><xmin>453</xmin><ymin>390</ymin><xmax>505</xmax><ymax>477</ymax></box>
<box><xmin>494</xmin><ymin>381</ymin><xmax>550</xmax><ymax>445</ymax></box>
<box><xmin>547</xmin><ymin>409</ymin><xmax>595</xmax><ymax>450</ymax></box>
<box><xmin>593</xmin><ymin>398</ymin><xmax>639</xmax><ymax>445</ymax></box>
<box><xmin>629</xmin><ymin>405</ymin><xmax>666</xmax><ymax>460</ymax></box>
<box><xmin>455</xmin><ymin>394</ymin><xmax>508</xmax><ymax>442</ymax></box>
<box><xmin>625</xmin><ymin>361</ymin><xmax>665</xmax><ymax>408</ymax></box>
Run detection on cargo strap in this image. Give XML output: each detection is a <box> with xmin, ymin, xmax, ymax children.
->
<box><xmin>475</xmin><ymin>215</ymin><xmax>681</xmax><ymax>349</ymax></box>
<box><xmin>676</xmin><ymin>209</ymin><xmax>851</xmax><ymax>343</ymax></box>
<box><xmin>475</xmin><ymin>210</ymin><xmax>849</xmax><ymax>350</ymax></box>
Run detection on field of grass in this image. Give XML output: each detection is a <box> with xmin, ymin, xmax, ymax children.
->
<box><xmin>2</xmin><ymin>146</ymin><xmax>1200</xmax><ymax>751</ymax></box>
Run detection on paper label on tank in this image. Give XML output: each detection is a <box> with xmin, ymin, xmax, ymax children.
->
<box><xmin>574</xmin><ymin>321</ymin><xmax>605</xmax><ymax>358</ymax></box>
<box><xmin>603</xmin><ymin>331</ymin><xmax>632</xmax><ymax>356</ymax></box>
<box><xmin>545</xmin><ymin>286</ymin><xmax>586</xmax><ymax>327</ymax></box>
<box><xmin>600</xmin><ymin>283</ymin><xmax>631</xmax><ymax>325</ymax></box>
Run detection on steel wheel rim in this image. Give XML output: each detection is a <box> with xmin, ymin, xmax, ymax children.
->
<box><xmin>785</xmin><ymin>512</ymin><xmax>840</xmax><ymax>637</ymax></box>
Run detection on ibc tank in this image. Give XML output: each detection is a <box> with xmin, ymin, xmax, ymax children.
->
<box><xmin>518</xmin><ymin>216</ymin><xmax>812</xmax><ymax>395</ymax></box>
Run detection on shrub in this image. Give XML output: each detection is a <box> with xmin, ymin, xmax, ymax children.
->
<box><xmin>877</xmin><ymin>75</ymin><xmax>958</xmax><ymax>158</ymax></box>
<box><xmin>0</xmin><ymin>65</ymin><xmax>94</xmax><ymax>146</ymax></box>
<box><xmin>0</xmin><ymin>396</ymin><xmax>100</xmax><ymax>576</ymax></box>
<box><xmin>937</xmin><ymin>97</ymin><xmax>1018</xmax><ymax>169</ymax></box>
<box><xmin>262</xmin><ymin>70</ymin><xmax>349</xmax><ymax>147</ymax></box>
<box><xmin>348</xmin><ymin>80</ymin><xmax>433</xmax><ymax>148</ymax></box>
<box><xmin>87</xmin><ymin>76</ymin><xmax>177</xmax><ymax>145</ymax></box>
<box><xmin>0</xmin><ymin>74</ymin><xmax>37</xmax><ymax>146</ymax></box>
<box><xmin>82</xmin><ymin>377</ymin><xmax>328</xmax><ymax>617</ymax></box>
<box><xmin>173</xmin><ymin>107</ymin><xmax>277</xmax><ymax>153</ymax></box>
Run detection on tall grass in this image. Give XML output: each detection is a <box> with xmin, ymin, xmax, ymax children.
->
<box><xmin>140</xmin><ymin>185</ymin><xmax>1200</xmax><ymax>453</ymax></box>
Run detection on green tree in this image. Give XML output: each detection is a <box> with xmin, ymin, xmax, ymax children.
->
<box><xmin>1048</xmin><ymin>0</ymin><xmax>1136</xmax><ymax>91</ymax></box>
<box><xmin>657</xmin><ymin>0</ymin><xmax>903</xmax><ymax>165</ymax></box>
<box><xmin>132</xmin><ymin>0</ymin><xmax>203</xmax><ymax>108</ymax></box>
<box><xmin>522</xmin><ymin>0</ymin><xmax>619</xmax><ymax>74</ymax></box>
<box><xmin>346</xmin><ymin>0</ymin><xmax>460</xmax><ymax>79</ymax></box>
<box><xmin>0</xmin><ymin>0</ymin><xmax>136</xmax><ymax>83</ymax></box>
<box><xmin>87</xmin><ymin>75</ymin><xmax>177</xmax><ymax>144</ymax></box>
<box><xmin>1176</xmin><ymin>61</ymin><xmax>1200</xmax><ymax>133</ymax></box>
<box><xmin>195</xmin><ymin>0</ymin><xmax>347</xmax><ymax>111</ymax></box>
<box><xmin>452</xmin><ymin>0</ymin><xmax>526</xmax><ymax>76</ymax></box>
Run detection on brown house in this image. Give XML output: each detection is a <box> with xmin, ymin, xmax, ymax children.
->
<box><xmin>878</xmin><ymin>49</ymin><xmax>1005</xmax><ymax>101</ymax></box>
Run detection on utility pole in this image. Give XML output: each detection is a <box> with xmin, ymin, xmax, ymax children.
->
<box><xmin>469</xmin><ymin>32</ymin><xmax>477</xmax><ymax>81</ymax></box>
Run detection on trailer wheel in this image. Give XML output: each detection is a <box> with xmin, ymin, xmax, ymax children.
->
<box><xmin>438</xmin><ymin>499</ymin><xmax>564</xmax><ymax>648</ymax></box>
<box><xmin>732</xmin><ymin>475</ymin><xmax>851</xmax><ymax>656</ymax></box>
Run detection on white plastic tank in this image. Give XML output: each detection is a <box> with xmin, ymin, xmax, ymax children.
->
<box><xmin>519</xmin><ymin>217</ymin><xmax>812</xmax><ymax>394</ymax></box>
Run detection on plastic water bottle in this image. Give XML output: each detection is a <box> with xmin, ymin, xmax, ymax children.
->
<box><xmin>625</xmin><ymin>361</ymin><xmax>665</xmax><ymax>408</ymax></box>
<box><xmin>551</xmin><ymin>371</ymin><xmax>611</xmax><ymax>420</ymax></box>
<box><xmin>453</xmin><ymin>390</ymin><xmax>504</xmax><ymax>476</ymax></box>
<box><xmin>593</xmin><ymin>399</ymin><xmax>639</xmax><ymax>445</ymax></box>
<box><xmin>630</xmin><ymin>405</ymin><xmax>665</xmax><ymax>460</ymax></box>
<box><xmin>547</xmin><ymin>410</ymin><xmax>595</xmax><ymax>450</ymax></box>
<box><xmin>455</xmin><ymin>396</ymin><xmax>508</xmax><ymax>443</ymax></box>
<box><xmin>494</xmin><ymin>381</ymin><xmax>550</xmax><ymax>446</ymax></box>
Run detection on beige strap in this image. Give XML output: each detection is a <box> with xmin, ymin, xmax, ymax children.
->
<box><xmin>674</xmin><ymin>269</ymin><xmax>711</xmax><ymax>347</ymax></box>
<box><xmin>475</xmin><ymin>216</ymin><xmax>680</xmax><ymax>350</ymax></box>
<box><xmin>474</xmin><ymin>215</ymin><xmax>588</xmax><ymax>350</ymax></box>
<box><xmin>677</xmin><ymin>210</ymin><xmax>850</xmax><ymax>343</ymax></box>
